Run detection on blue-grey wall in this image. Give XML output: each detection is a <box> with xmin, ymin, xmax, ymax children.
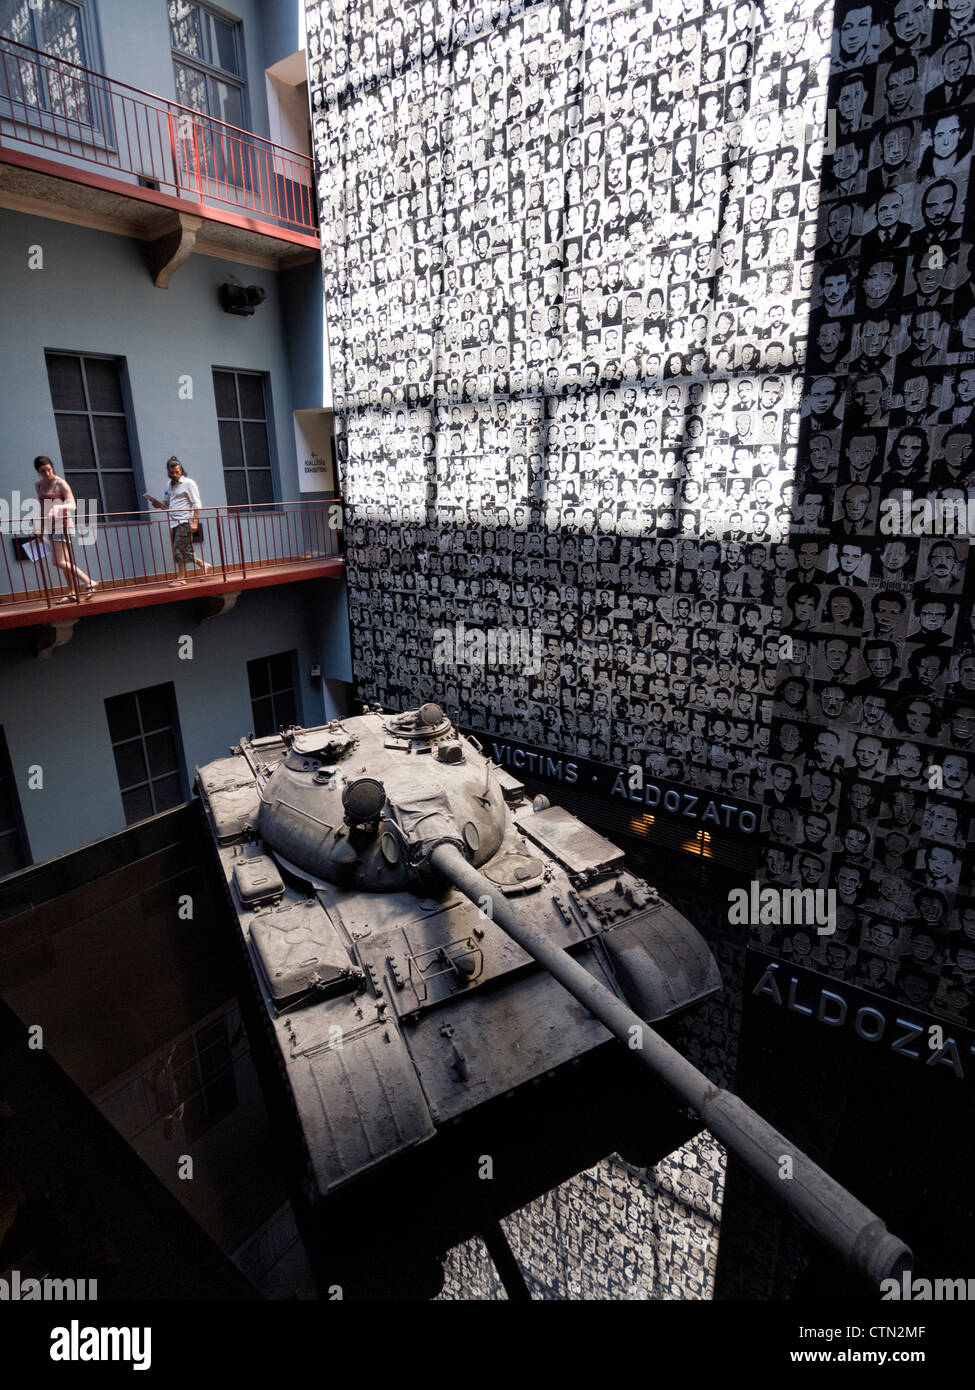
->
<box><xmin>0</xmin><ymin>211</ymin><xmax>306</xmax><ymax>505</ymax></box>
<box><xmin>0</xmin><ymin>579</ymin><xmax>348</xmax><ymax>863</ymax></box>
<box><xmin>258</xmin><ymin>0</ymin><xmax>303</xmax><ymax>70</ymax></box>
<box><xmin>314</xmin><ymin>573</ymin><xmax>352</xmax><ymax>684</ymax></box>
<box><xmin>90</xmin><ymin>0</ymin><xmax>174</xmax><ymax>108</ymax></box>
<box><xmin>279</xmin><ymin>259</ymin><xmax>325</xmax><ymax>414</ymax></box>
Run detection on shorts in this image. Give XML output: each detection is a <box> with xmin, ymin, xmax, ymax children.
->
<box><xmin>171</xmin><ymin>522</ymin><xmax>194</xmax><ymax>564</ymax></box>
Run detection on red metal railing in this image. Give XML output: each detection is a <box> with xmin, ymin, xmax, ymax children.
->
<box><xmin>0</xmin><ymin>500</ymin><xmax>342</xmax><ymax>612</ymax></box>
<box><xmin>0</xmin><ymin>36</ymin><xmax>318</xmax><ymax>233</ymax></box>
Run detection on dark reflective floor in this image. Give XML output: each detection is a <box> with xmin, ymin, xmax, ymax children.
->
<box><xmin>0</xmin><ymin>806</ymin><xmax>738</xmax><ymax>1300</ymax></box>
<box><xmin>0</xmin><ymin>814</ymin><xmax>316</xmax><ymax>1298</ymax></box>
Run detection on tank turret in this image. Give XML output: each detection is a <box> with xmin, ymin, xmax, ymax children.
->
<box><xmin>197</xmin><ymin>704</ymin><xmax>911</xmax><ymax>1298</ymax></box>
<box><xmin>254</xmin><ymin>703</ymin><xmax>510</xmax><ymax>892</ymax></box>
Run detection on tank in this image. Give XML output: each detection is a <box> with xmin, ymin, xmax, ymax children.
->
<box><xmin>197</xmin><ymin>702</ymin><xmax>911</xmax><ymax>1299</ymax></box>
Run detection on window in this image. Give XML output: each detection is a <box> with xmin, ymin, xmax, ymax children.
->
<box><xmin>169</xmin><ymin>1</ymin><xmax>245</xmax><ymax>129</ymax></box>
<box><xmin>0</xmin><ymin>726</ymin><xmax>29</xmax><ymax>877</ymax></box>
<box><xmin>213</xmin><ymin>369</ymin><xmax>273</xmax><ymax>505</ymax></box>
<box><xmin>105</xmin><ymin>683</ymin><xmax>186</xmax><ymax>825</ymax></box>
<box><xmin>0</xmin><ymin>0</ymin><xmax>95</xmax><ymax>125</ymax></box>
<box><xmin>0</xmin><ymin>0</ymin><xmax>86</xmax><ymax>60</ymax></box>
<box><xmin>101</xmin><ymin>1010</ymin><xmax>238</xmax><ymax>1143</ymax></box>
<box><xmin>45</xmin><ymin>352</ymin><xmax>139</xmax><ymax>514</ymax></box>
<box><xmin>247</xmin><ymin>651</ymin><xmax>299</xmax><ymax>736</ymax></box>
<box><xmin>165</xmin><ymin>1013</ymin><xmax>237</xmax><ymax>1141</ymax></box>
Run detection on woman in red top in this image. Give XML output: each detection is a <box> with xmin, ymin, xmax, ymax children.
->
<box><xmin>33</xmin><ymin>456</ymin><xmax>97</xmax><ymax>603</ymax></box>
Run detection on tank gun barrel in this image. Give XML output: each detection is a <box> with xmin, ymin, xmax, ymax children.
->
<box><xmin>430</xmin><ymin>842</ymin><xmax>912</xmax><ymax>1290</ymax></box>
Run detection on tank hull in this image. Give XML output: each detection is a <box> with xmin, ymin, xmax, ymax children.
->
<box><xmin>197</xmin><ymin>710</ymin><xmax>722</xmax><ymax>1294</ymax></box>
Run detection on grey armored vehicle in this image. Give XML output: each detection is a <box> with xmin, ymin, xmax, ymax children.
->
<box><xmin>198</xmin><ymin>703</ymin><xmax>910</xmax><ymax>1298</ymax></box>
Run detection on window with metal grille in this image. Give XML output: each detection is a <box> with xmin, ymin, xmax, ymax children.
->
<box><xmin>105</xmin><ymin>683</ymin><xmax>186</xmax><ymax>826</ymax></box>
<box><xmin>45</xmin><ymin>351</ymin><xmax>139</xmax><ymax>515</ymax></box>
<box><xmin>169</xmin><ymin>0</ymin><xmax>246</xmax><ymax>129</ymax></box>
<box><xmin>213</xmin><ymin>369</ymin><xmax>274</xmax><ymax>505</ymax></box>
<box><xmin>0</xmin><ymin>725</ymin><xmax>29</xmax><ymax>877</ymax></box>
<box><xmin>247</xmin><ymin>651</ymin><xmax>299</xmax><ymax>737</ymax></box>
<box><xmin>0</xmin><ymin>0</ymin><xmax>95</xmax><ymax>124</ymax></box>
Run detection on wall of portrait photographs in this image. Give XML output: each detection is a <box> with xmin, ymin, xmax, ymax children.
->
<box><xmin>769</xmin><ymin>0</ymin><xmax>975</xmax><ymax>1032</ymax></box>
<box><xmin>305</xmin><ymin>0</ymin><xmax>975</xmax><ymax>1042</ymax></box>
<box><xmin>305</xmin><ymin>0</ymin><xmax>825</xmax><ymax>787</ymax></box>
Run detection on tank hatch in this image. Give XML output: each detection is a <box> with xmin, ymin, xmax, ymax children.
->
<box><xmin>291</xmin><ymin>728</ymin><xmax>357</xmax><ymax>762</ymax></box>
<box><xmin>384</xmin><ymin>704</ymin><xmax>452</xmax><ymax>742</ymax></box>
<box><xmin>481</xmin><ymin>849</ymin><xmax>545</xmax><ymax>893</ymax></box>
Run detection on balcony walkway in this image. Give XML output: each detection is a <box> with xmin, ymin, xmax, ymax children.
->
<box><xmin>0</xmin><ymin>501</ymin><xmax>344</xmax><ymax>640</ymax></box>
<box><xmin>0</xmin><ymin>36</ymin><xmax>320</xmax><ymax>270</ymax></box>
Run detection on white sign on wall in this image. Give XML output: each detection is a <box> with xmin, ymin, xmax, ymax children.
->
<box><xmin>294</xmin><ymin>408</ymin><xmax>336</xmax><ymax>494</ymax></box>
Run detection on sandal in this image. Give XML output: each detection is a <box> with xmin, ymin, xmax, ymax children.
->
<box><xmin>55</xmin><ymin>594</ymin><xmax>78</xmax><ymax>605</ymax></box>
<box><xmin>80</xmin><ymin>583</ymin><xmax>99</xmax><ymax>600</ymax></box>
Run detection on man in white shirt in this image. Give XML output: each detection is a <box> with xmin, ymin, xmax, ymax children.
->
<box><xmin>147</xmin><ymin>457</ymin><xmax>211</xmax><ymax>586</ymax></box>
